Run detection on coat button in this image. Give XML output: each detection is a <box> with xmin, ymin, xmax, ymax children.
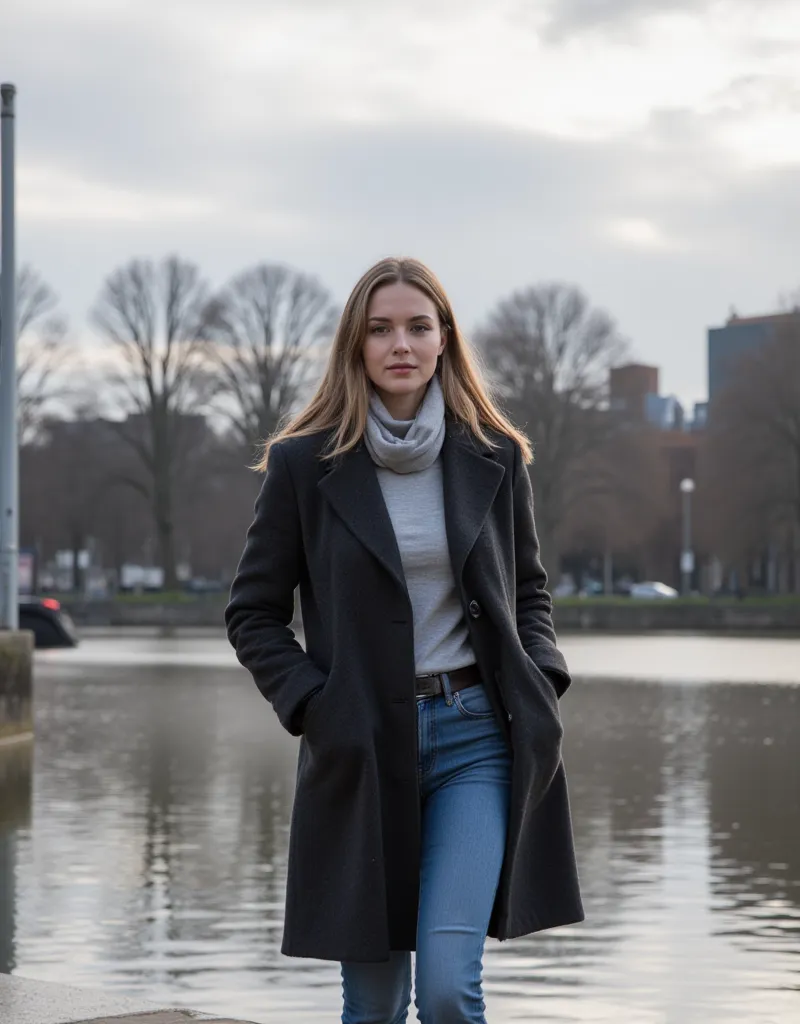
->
<box><xmin>468</xmin><ymin>600</ymin><xmax>482</xmax><ymax>618</ymax></box>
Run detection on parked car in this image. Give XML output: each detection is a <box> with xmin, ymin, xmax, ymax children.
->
<box><xmin>183</xmin><ymin>577</ymin><xmax>225</xmax><ymax>594</ymax></box>
<box><xmin>553</xmin><ymin>574</ymin><xmax>577</xmax><ymax>598</ymax></box>
<box><xmin>629</xmin><ymin>581</ymin><xmax>679</xmax><ymax>600</ymax></box>
<box><xmin>18</xmin><ymin>596</ymin><xmax>80</xmax><ymax>648</ymax></box>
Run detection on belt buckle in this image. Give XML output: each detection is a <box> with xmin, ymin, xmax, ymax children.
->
<box><xmin>416</xmin><ymin>671</ymin><xmax>442</xmax><ymax>700</ymax></box>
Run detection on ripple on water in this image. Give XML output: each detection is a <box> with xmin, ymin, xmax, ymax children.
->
<box><xmin>1</xmin><ymin>637</ymin><xmax>797</xmax><ymax>1022</ymax></box>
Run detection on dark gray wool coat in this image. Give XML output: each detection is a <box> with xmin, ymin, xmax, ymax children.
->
<box><xmin>225</xmin><ymin>413</ymin><xmax>584</xmax><ymax>962</ymax></box>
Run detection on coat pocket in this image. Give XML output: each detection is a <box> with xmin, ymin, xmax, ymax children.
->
<box><xmin>523</xmin><ymin>652</ymin><xmax>562</xmax><ymax>719</ymax></box>
<box><xmin>301</xmin><ymin>683</ymin><xmax>328</xmax><ymax>733</ymax></box>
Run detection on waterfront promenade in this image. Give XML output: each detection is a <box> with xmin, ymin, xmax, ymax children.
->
<box><xmin>0</xmin><ymin>973</ymin><xmax>253</xmax><ymax>1023</ymax></box>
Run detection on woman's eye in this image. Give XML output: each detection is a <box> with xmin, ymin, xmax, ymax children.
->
<box><xmin>369</xmin><ymin>323</ymin><xmax>430</xmax><ymax>335</ymax></box>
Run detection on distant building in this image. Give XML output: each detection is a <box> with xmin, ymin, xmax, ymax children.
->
<box><xmin>691</xmin><ymin>402</ymin><xmax>708</xmax><ymax>431</ymax></box>
<box><xmin>645</xmin><ymin>393</ymin><xmax>685</xmax><ymax>431</ymax></box>
<box><xmin>656</xmin><ymin>429</ymin><xmax>700</xmax><ymax>495</ymax></box>
<box><xmin>707</xmin><ymin>309</ymin><xmax>800</xmax><ymax>401</ymax></box>
<box><xmin>610</xmin><ymin>363</ymin><xmax>686</xmax><ymax>431</ymax></box>
<box><xmin>610</xmin><ymin>363</ymin><xmax>659</xmax><ymax>422</ymax></box>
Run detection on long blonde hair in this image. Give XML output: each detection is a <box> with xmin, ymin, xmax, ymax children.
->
<box><xmin>254</xmin><ymin>256</ymin><xmax>531</xmax><ymax>470</ymax></box>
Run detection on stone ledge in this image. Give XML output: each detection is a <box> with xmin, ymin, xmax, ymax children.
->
<box><xmin>0</xmin><ymin>974</ymin><xmax>257</xmax><ymax>1024</ymax></box>
<box><xmin>74</xmin><ymin>1017</ymin><xmax>198</xmax><ymax>1024</ymax></box>
<box><xmin>72</xmin><ymin>1015</ymin><xmax>253</xmax><ymax>1024</ymax></box>
<box><xmin>0</xmin><ymin>631</ymin><xmax>33</xmax><ymax>740</ymax></box>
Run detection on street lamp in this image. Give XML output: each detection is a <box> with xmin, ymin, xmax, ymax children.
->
<box><xmin>680</xmin><ymin>478</ymin><xmax>695</xmax><ymax>596</ymax></box>
<box><xmin>0</xmin><ymin>84</ymin><xmax>18</xmax><ymax>629</ymax></box>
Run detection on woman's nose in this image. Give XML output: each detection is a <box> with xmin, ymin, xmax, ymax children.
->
<box><xmin>392</xmin><ymin>331</ymin><xmax>410</xmax><ymax>351</ymax></box>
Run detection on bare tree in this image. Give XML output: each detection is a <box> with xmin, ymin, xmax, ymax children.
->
<box><xmin>476</xmin><ymin>282</ymin><xmax>628</xmax><ymax>577</ymax></box>
<box><xmin>561</xmin><ymin>423</ymin><xmax>667</xmax><ymax>585</ymax></box>
<box><xmin>21</xmin><ymin>413</ymin><xmax>254</xmax><ymax>591</ymax></box>
<box><xmin>90</xmin><ymin>255</ymin><xmax>212</xmax><ymax>590</ymax></box>
<box><xmin>205</xmin><ymin>263</ymin><xmax>338</xmax><ymax>454</ymax></box>
<box><xmin>1</xmin><ymin>266</ymin><xmax>74</xmax><ymax>442</ymax></box>
<box><xmin>20</xmin><ymin>411</ymin><xmax>146</xmax><ymax>592</ymax></box>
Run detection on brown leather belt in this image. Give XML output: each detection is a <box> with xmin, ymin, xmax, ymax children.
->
<box><xmin>415</xmin><ymin>663</ymin><xmax>482</xmax><ymax>699</ymax></box>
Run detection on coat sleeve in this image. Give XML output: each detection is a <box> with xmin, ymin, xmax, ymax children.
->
<box><xmin>512</xmin><ymin>440</ymin><xmax>572</xmax><ymax>698</ymax></box>
<box><xmin>225</xmin><ymin>442</ymin><xmax>327</xmax><ymax>735</ymax></box>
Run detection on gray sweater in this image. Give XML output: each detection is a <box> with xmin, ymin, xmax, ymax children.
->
<box><xmin>375</xmin><ymin>457</ymin><xmax>474</xmax><ymax>675</ymax></box>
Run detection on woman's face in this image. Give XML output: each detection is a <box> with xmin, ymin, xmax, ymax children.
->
<box><xmin>362</xmin><ymin>281</ymin><xmax>446</xmax><ymax>416</ymax></box>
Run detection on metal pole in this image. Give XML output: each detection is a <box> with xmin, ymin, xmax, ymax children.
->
<box><xmin>0</xmin><ymin>83</ymin><xmax>18</xmax><ymax>629</ymax></box>
<box><xmin>681</xmin><ymin>488</ymin><xmax>692</xmax><ymax>596</ymax></box>
<box><xmin>603</xmin><ymin>545</ymin><xmax>613</xmax><ymax>595</ymax></box>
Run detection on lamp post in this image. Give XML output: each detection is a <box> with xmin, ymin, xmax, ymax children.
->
<box><xmin>680</xmin><ymin>477</ymin><xmax>695</xmax><ymax>597</ymax></box>
<box><xmin>0</xmin><ymin>83</ymin><xmax>18</xmax><ymax>629</ymax></box>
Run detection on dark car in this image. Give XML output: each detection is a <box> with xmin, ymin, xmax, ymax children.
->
<box><xmin>18</xmin><ymin>596</ymin><xmax>80</xmax><ymax>648</ymax></box>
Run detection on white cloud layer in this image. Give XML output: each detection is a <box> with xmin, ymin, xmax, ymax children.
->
<box><xmin>2</xmin><ymin>0</ymin><xmax>800</xmax><ymax>409</ymax></box>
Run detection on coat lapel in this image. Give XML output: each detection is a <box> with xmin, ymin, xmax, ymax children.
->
<box><xmin>441</xmin><ymin>420</ymin><xmax>506</xmax><ymax>583</ymax></box>
<box><xmin>317</xmin><ymin>419</ymin><xmax>506</xmax><ymax>595</ymax></box>
<box><xmin>317</xmin><ymin>441</ymin><xmax>409</xmax><ymax>597</ymax></box>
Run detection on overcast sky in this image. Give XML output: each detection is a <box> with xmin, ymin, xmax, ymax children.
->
<box><xmin>3</xmin><ymin>0</ymin><xmax>800</xmax><ymax>411</ymax></box>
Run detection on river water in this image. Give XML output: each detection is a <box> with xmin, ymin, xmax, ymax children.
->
<box><xmin>1</xmin><ymin>632</ymin><xmax>798</xmax><ymax>1023</ymax></box>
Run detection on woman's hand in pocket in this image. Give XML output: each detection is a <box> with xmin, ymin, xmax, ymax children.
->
<box><xmin>300</xmin><ymin>684</ymin><xmax>326</xmax><ymax>732</ymax></box>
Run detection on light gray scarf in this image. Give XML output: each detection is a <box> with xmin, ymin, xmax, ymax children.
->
<box><xmin>364</xmin><ymin>373</ymin><xmax>446</xmax><ymax>474</ymax></box>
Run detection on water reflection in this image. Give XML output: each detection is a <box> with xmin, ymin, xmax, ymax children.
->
<box><xmin>1</xmin><ymin>639</ymin><xmax>798</xmax><ymax>1022</ymax></box>
<box><xmin>705</xmin><ymin>685</ymin><xmax>800</xmax><ymax>952</ymax></box>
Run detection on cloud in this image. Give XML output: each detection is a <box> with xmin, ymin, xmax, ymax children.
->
<box><xmin>8</xmin><ymin>0</ymin><xmax>800</xmax><ymax>178</ymax></box>
<box><xmin>540</xmin><ymin>0</ymin><xmax>707</xmax><ymax>41</ymax></box>
<box><xmin>602</xmin><ymin>217</ymin><xmax>678</xmax><ymax>251</ymax></box>
<box><xmin>2</xmin><ymin>0</ymin><xmax>800</xmax><ymax>412</ymax></box>
<box><xmin>19</xmin><ymin>164</ymin><xmax>217</xmax><ymax>225</ymax></box>
<box><xmin>20</xmin><ymin>110</ymin><xmax>800</xmax><ymax>398</ymax></box>
<box><xmin>537</xmin><ymin>0</ymin><xmax>800</xmax><ymax>44</ymax></box>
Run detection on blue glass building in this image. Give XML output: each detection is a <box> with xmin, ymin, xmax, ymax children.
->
<box><xmin>708</xmin><ymin>312</ymin><xmax>798</xmax><ymax>401</ymax></box>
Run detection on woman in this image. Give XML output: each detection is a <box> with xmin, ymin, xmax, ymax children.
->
<box><xmin>225</xmin><ymin>257</ymin><xmax>583</xmax><ymax>1023</ymax></box>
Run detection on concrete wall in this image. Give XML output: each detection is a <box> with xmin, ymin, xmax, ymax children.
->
<box><xmin>59</xmin><ymin>596</ymin><xmax>800</xmax><ymax>634</ymax></box>
<box><xmin>554</xmin><ymin>600</ymin><xmax>800</xmax><ymax>633</ymax></box>
<box><xmin>62</xmin><ymin>597</ymin><xmax>228</xmax><ymax>629</ymax></box>
<box><xmin>0</xmin><ymin>738</ymin><xmax>32</xmax><ymax>973</ymax></box>
<box><xmin>0</xmin><ymin>631</ymin><xmax>33</xmax><ymax>740</ymax></box>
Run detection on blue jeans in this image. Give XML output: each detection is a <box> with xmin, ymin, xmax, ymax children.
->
<box><xmin>340</xmin><ymin>673</ymin><xmax>513</xmax><ymax>1023</ymax></box>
